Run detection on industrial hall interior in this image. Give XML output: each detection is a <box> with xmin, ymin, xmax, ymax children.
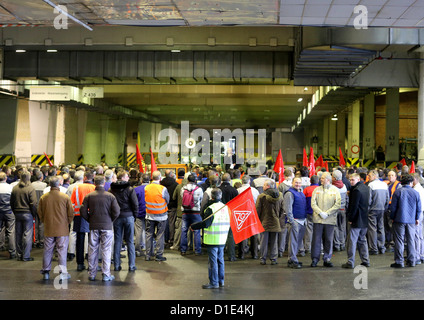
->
<box><xmin>0</xmin><ymin>0</ymin><xmax>424</xmax><ymax>303</ymax></box>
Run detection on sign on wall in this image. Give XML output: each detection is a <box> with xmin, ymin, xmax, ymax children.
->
<box><xmin>30</xmin><ymin>86</ymin><xmax>72</xmax><ymax>101</ymax></box>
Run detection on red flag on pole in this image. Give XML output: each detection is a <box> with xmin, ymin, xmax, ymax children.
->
<box><xmin>136</xmin><ymin>144</ymin><xmax>144</xmax><ymax>173</ymax></box>
<box><xmin>324</xmin><ymin>161</ymin><xmax>329</xmax><ymax>172</ymax></box>
<box><xmin>316</xmin><ymin>155</ymin><xmax>323</xmax><ymax>168</ymax></box>
<box><xmin>273</xmin><ymin>149</ymin><xmax>285</xmax><ymax>183</ymax></box>
<box><xmin>411</xmin><ymin>161</ymin><xmax>416</xmax><ymax>173</ymax></box>
<box><xmin>339</xmin><ymin>147</ymin><xmax>346</xmax><ymax>167</ymax></box>
<box><xmin>308</xmin><ymin>147</ymin><xmax>315</xmax><ymax>177</ymax></box>
<box><xmin>226</xmin><ymin>188</ymin><xmax>264</xmax><ymax>244</ymax></box>
<box><xmin>43</xmin><ymin>152</ymin><xmax>53</xmax><ymax>167</ymax></box>
<box><xmin>303</xmin><ymin>148</ymin><xmax>308</xmax><ymax>167</ymax></box>
<box><xmin>400</xmin><ymin>158</ymin><xmax>407</xmax><ymax>166</ymax></box>
<box><xmin>150</xmin><ymin>148</ymin><xmax>157</xmax><ymax>177</ymax></box>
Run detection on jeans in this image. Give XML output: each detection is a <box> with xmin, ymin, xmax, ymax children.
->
<box><xmin>15</xmin><ymin>213</ymin><xmax>33</xmax><ymax>260</ymax></box>
<box><xmin>346</xmin><ymin>226</ymin><xmax>369</xmax><ymax>266</ymax></box>
<box><xmin>113</xmin><ymin>216</ymin><xmax>136</xmax><ymax>269</ymax></box>
<box><xmin>207</xmin><ymin>245</ymin><xmax>225</xmax><ymax>286</ymax></box>
<box><xmin>135</xmin><ymin>217</ymin><xmax>146</xmax><ymax>254</ymax></box>
<box><xmin>181</xmin><ymin>214</ymin><xmax>202</xmax><ymax>254</ymax></box>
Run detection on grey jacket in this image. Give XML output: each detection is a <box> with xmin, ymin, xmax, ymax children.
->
<box><xmin>368</xmin><ymin>179</ymin><xmax>390</xmax><ymax>212</ymax></box>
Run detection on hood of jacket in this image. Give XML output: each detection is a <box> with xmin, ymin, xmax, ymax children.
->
<box><xmin>263</xmin><ymin>188</ymin><xmax>281</xmax><ymax>201</ymax></box>
<box><xmin>184</xmin><ymin>182</ymin><xmax>199</xmax><ymax>191</ymax></box>
<box><xmin>110</xmin><ymin>180</ymin><xmax>130</xmax><ymax>191</ymax></box>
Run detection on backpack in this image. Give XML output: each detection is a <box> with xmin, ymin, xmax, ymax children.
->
<box><xmin>182</xmin><ymin>186</ymin><xmax>199</xmax><ymax>210</ymax></box>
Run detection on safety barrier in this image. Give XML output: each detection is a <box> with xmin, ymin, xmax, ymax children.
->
<box><xmin>0</xmin><ymin>155</ymin><xmax>15</xmax><ymax>167</ymax></box>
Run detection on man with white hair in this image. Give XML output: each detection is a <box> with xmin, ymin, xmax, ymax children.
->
<box><xmin>310</xmin><ymin>172</ymin><xmax>341</xmax><ymax>267</ymax></box>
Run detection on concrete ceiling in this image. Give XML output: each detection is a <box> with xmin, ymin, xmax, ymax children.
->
<box><xmin>0</xmin><ymin>1</ymin><xmax>423</xmax><ymax>131</ymax></box>
<box><xmin>1</xmin><ymin>0</ymin><xmax>424</xmax><ymax>28</ymax></box>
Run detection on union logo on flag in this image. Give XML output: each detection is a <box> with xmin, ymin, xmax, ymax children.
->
<box><xmin>226</xmin><ymin>188</ymin><xmax>264</xmax><ymax>244</ymax></box>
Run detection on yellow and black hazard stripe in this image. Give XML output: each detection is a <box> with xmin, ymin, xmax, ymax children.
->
<box><xmin>127</xmin><ymin>153</ymin><xmax>137</xmax><ymax>167</ymax></box>
<box><xmin>0</xmin><ymin>155</ymin><xmax>15</xmax><ymax>167</ymax></box>
<box><xmin>385</xmin><ymin>162</ymin><xmax>398</xmax><ymax>169</ymax></box>
<box><xmin>347</xmin><ymin>158</ymin><xmax>360</xmax><ymax>167</ymax></box>
<box><xmin>77</xmin><ymin>154</ymin><xmax>84</xmax><ymax>165</ymax></box>
<box><xmin>31</xmin><ymin>154</ymin><xmax>54</xmax><ymax>166</ymax></box>
<box><xmin>118</xmin><ymin>153</ymin><xmax>137</xmax><ymax>168</ymax></box>
<box><xmin>362</xmin><ymin>159</ymin><xmax>376</xmax><ymax>168</ymax></box>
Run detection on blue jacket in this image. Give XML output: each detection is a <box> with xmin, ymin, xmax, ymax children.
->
<box><xmin>134</xmin><ymin>183</ymin><xmax>148</xmax><ymax>219</ymax></box>
<box><xmin>389</xmin><ymin>185</ymin><xmax>421</xmax><ymax>224</ymax></box>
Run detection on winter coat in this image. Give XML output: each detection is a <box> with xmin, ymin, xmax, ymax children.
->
<box><xmin>346</xmin><ymin>181</ymin><xmax>369</xmax><ymax>228</ymax></box>
<box><xmin>37</xmin><ymin>187</ymin><xmax>74</xmax><ymax>237</ymax></box>
<box><xmin>180</xmin><ymin>182</ymin><xmax>204</xmax><ymax>213</ymax></box>
<box><xmin>256</xmin><ymin>188</ymin><xmax>284</xmax><ymax>232</ymax></box>
<box><xmin>390</xmin><ymin>185</ymin><xmax>421</xmax><ymax>224</ymax></box>
<box><xmin>311</xmin><ymin>184</ymin><xmax>341</xmax><ymax>225</ymax></box>
<box><xmin>10</xmin><ymin>181</ymin><xmax>37</xmax><ymax>217</ymax></box>
<box><xmin>109</xmin><ymin>180</ymin><xmax>139</xmax><ymax>218</ymax></box>
<box><xmin>80</xmin><ymin>186</ymin><xmax>120</xmax><ymax>230</ymax></box>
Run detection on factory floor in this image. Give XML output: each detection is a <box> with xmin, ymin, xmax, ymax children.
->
<box><xmin>0</xmin><ymin>244</ymin><xmax>423</xmax><ymax>304</ymax></box>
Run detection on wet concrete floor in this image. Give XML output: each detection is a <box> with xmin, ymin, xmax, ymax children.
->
<box><xmin>0</xmin><ymin>245</ymin><xmax>423</xmax><ymax>302</ymax></box>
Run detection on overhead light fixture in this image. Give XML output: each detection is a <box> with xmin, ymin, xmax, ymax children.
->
<box><xmin>304</xmin><ymin>87</ymin><xmax>308</xmax><ymax>91</ymax></box>
<box><xmin>297</xmin><ymin>98</ymin><xmax>303</xmax><ymax>102</ymax></box>
<box><xmin>16</xmin><ymin>50</ymin><xmax>26</xmax><ymax>53</ymax></box>
<box><xmin>47</xmin><ymin>49</ymin><xmax>58</xmax><ymax>53</ymax></box>
<box><xmin>331</xmin><ymin>114</ymin><xmax>338</xmax><ymax>121</ymax></box>
<box><xmin>43</xmin><ymin>0</ymin><xmax>93</xmax><ymax>31</ymax></box>
<box><xmin>171</xmin><ymin>49</ymin><xmax>181</xmax><ymax>53</ymax></box>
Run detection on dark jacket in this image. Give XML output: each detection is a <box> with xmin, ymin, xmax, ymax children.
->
<box><xmin>346</xmin><ymin>181</ymin><xmax>369</xmax><ymax>228</ymax></box>
<box><xmin>256</xmin><ymin>188</ymin><xmax>284</xmax><ymax>232</ymax></box>
<box><xmin>80</xmin><ymin>186</ymin><xmax>120</xmax><ymax>230</ymax></box>
<box><xmin>10</xmin><ymin>181</ymin><xmax>37</xmax><ymax>217</ymax></box>
<box><xmin>160</xmin><ymin>177</ymin><xmax>179</xmax><ymax>209</ymax></box>
<box><xmin>109</xmin><ymin>180</ymin><xmax>139</xmax><ymax>218</ymax></box>
<box><xmin>219</xmin><ymin>181</ymin><xmax>238</xmax><ymax>204</ymax></box>
<box><xmin>390</xmin><ymin>185</ymin><xmax>421</xmax><ymax>224</ymax></box>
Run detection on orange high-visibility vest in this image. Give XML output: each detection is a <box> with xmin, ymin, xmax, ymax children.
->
<box><xmin>71</xmin><ymin>183</ymin><xmax>95</xmax><ymax>216</ymax></box>
<box><xmin>389</xmin><ymin>180</ymin><xmax>400</xmax><ymax>204</ymax></box>
<box><xmin>145</xmin><ymin>183</ymin><xmax>168</xmax><ymax>214</ymax></box>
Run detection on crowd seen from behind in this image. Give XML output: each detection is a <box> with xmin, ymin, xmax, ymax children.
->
<box><xmin>0</xmin><ymin>159</ymin><xmax>422</xmax><ymax>285</ymax></box>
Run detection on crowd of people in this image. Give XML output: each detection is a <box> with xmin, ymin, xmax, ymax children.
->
<box><xmin>0</xmin><ymin>160</ymin><xmax>422</xmax><ymax>287</ymax></box>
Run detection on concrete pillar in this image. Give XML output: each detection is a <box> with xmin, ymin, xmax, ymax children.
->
<box><xmin>317</xmin><ymin>121</ymin><xmax>324</xmax><ymax>156</ymax></box>
<box><xmin>336</xmin><ymin>112</ymin><xmax>346</xmax><ymax>154</ymax></box>
<box><xmin>417</xmin><ymin>53</ymin><xmax>424</xmax><ymax>167</ymax></box>
<box><xmin>0</xmin><ymin>98</ymin><xmax>17</xmax><ymax>155</ymax></box>
<box><xmin>363</xmin><ymin>93</ymin><xmax>375</xmax><ymax>160</ymax></box>
<box><xmin>385</xmin><ymin>88</ymin><xmax>400</xmax><ymax>162</ymax></box>
<box><xmin>15</xmin><ymin>99</ymin><xmax>31</xmax><ymax>161</ymax></box>
<box><xmin>328</xmin><ymin>116</ymin><xmax>337</xmax><ymax>156</ymax></box>
<box><xmin>348</xmin><ymin>101</ymin><xmax>360</xmax><ymax>158</ymax></box>
<box><xmin>322</xmin><ymin>118</ymin><xmax>329</xmax><ymax>156</ymax></box>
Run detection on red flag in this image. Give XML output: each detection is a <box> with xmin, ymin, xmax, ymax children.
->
<box><xmin>324</xmin><ymin>161</ymin><xmax>329</xmax><ymax>171</ymax></box>
<box><xmin>400</xmin><ymin>158</ymin><xmax>407</xmax><ymax>166</ymax></box>
<box><xmin>273</xmin><ymin>149</ymin><xmax>285</xmax><ymax>183</ymax></box>
<box><xmin>226</xmin><ymin>188</ymin><xmax>264</xmax><ymax>244</ymax></box>
<box><xmin>308</xmin><ymin>147</ymin><xmax>315</xmax><ymax>177</ymax></box>
<box><xmin>339</xmin><ymin>147</ymin><xmax>346</xmax><ymax>167</ymax></box>
<box><xmin>136</xmin><ymin>144</ymin><xmax>144</xmax><ymax>173</ymax></box>
<box><xmin>43</xmin><ymin>152</ymin><xmax>53</xmax><ymax>167</ymax></box>
<box><xmin>150</xmin><ymin>148</ymin><xmax>157</xmax><ymax>177</ymax></box>
<box><xmin>303</xmin><ymin>148</ymin><xmax>308</xmax><ymax>167</ymax></box>
<box><xmin>316</xmin><ymin>155</ymin><xmax>323</xmax><ymax>168</ymax></box>
<box><xmin>411</xmin><ymin>161</ymin><xmax>416</xmax><ymax>173</ymax></box>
